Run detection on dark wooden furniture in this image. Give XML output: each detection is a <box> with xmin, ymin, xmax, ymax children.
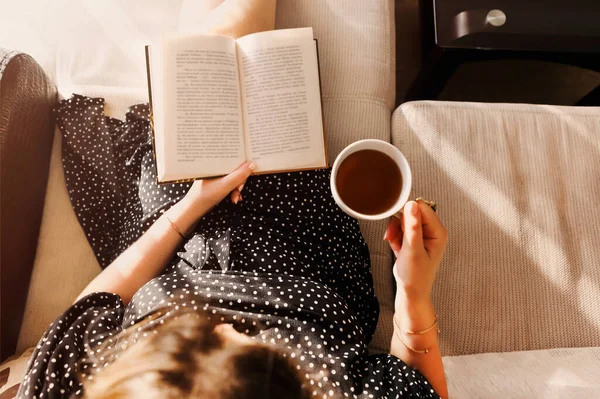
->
<box><xmin>406</xmin><ymin>0</ymin><xmax>600</xmax><ymax>103</ymax></box>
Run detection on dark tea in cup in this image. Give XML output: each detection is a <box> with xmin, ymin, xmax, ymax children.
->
<box><xmin>335</xmin><ymin>149</ymin><xmax>402</xmax><ymax>215</ymax></box>
<box><xmin>330</xmin><ymin>139</ymin><xmax>411</xmax><ymax>220</ymax></box>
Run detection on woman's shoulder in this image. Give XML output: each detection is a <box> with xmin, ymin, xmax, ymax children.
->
<box><xmin>17</xmin><ymin>292</ymin><xmax>125</xmax><ymax>399</ymax></box>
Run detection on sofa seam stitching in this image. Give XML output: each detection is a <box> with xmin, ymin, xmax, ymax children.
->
<box><xmin>398</xmin><ymin>102</ymin><xmax>600</xmax><ymax>118</ymax></box>
<box><xmin>323</xmin><ymin>96</ymin><xmax>389</xmax><ymax>107</ymax></box>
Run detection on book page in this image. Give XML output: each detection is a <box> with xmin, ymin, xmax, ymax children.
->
<box><xmin>236</xmin><ymin>28</ymin><xmax>326</xmax><ymax>172</ymax></box>
<box><xmin>159</xmin><ymin>34</ymin><xmax>245</xmax><ymax>181</ymax></box>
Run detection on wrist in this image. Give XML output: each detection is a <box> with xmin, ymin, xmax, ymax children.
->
<box><xmin>392</xmin><ymin>263</ymin><xmax>434</xmax><ymax>305</ymax></box>
<box><xmin>396</xmin><ymin>285</ymin><xmax>432</xmax><ymax>304</ymax></box>
<box><xmin>394</xmin><ymin>294</ymin><xmax>436</xmax><ymax>333</ymax></box>
<box><xmin>165</xmin><ymin>197</ymin><xmax>201</xmax><ymax>237</ymax></box>
<box><xmin>178</xmin><ymin>194</ymin><xmax>208</xmax><ymax>221</ymax></box>
<box><xmin>394</xmin><ymin>279</ymin><xmax>433</xmax><ymax>307</ymax></box>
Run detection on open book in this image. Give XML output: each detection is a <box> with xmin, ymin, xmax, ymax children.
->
<box><xmin>145</xmin><ymin>27</ymin><xmax>327</xmax><ymax>183</ymax></box>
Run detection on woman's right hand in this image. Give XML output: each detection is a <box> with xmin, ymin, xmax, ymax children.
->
<box><xmin>384</xmin><ymin>200</ymin><xmax>448</xmax><ymax>304</ymax></box>
<box><xmin>386</xmin><ymin>200</ymin><xmax>450</xmax><ymax>399</ymax></box>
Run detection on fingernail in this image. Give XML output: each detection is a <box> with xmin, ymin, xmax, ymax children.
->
<box><xmin>238</xmin><ymin>183</ymin><xmax>244</xmax><ymax>193</ymax></box>
<box><xmin>383</xmin><ymin>231</ymin><xmax>389</xmax><ymax>241</ymax></box>
<box><xmin>248</xmin><ymin>162</ymin><xmax>257</xmax><ymax>171</ymax></box>
<box><xmin>232</xmin><ymin>194</ymin><xmax>239</xmax><ymax>204</ymax></box>
<box><xmin>407</xmin><ymin>201</ymin><xmax>418</xmax><ymax>215</ymax></box>
<box><xmin>238</xmin><ymin>194</ymin><xmax>243</xmax><ymax>202</ymax></box>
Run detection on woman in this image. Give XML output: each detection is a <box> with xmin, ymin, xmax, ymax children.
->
<box><xmin>18</xmin><ymin>4</ymin><xmax>447</xmax><ymax>397</ymax></box>
<box><xmin>19</xmin><ymin>106</ymin><xmax>448</xmax><ymax>397</ymax></box>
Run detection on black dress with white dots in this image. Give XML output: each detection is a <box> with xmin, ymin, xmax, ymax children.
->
<box><xmin>18</xmin><ymin>95</ymin><xmax>439</xmax><ymax>399</ymax></box>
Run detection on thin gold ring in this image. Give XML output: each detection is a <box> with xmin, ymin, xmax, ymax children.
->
<box><xmin>415</xmin><ymin>197</ymin><xmax>437</xmax><ymax>212</ymax></box>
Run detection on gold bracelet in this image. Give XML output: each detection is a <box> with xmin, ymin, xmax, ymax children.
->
<box><xmin>392</xmin><ymin>315</ymin><xmax>439</xmax><ymax>354</ymax></box>
<box><xmin>165</xmin><ymin>215</ymin><xmax>185</xmax><ymax>239</ymax></box>
<box><xmin>403</xmin><ymin>315</ymin><xmax>439</xmax><ymax>335</ymax></box>
<box><xmin>393</xmin><ymin>329</ymin><xmax>431</xmax><ymax>354</ymax></box>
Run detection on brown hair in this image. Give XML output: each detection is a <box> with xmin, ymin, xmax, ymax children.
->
<box><xmin>81</xmin><ymin>305</ymin><xmax>313</xmax><ymax>399</ymax></box>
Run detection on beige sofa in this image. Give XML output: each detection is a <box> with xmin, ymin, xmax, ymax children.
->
<box><xmin>1</xmin><ymin>1</ymin><xmax>599</xmax><ymax>397</ymax></box>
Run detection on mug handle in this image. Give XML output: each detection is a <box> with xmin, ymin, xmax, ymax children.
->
<box><xmin>392</xmin><ymin>208</ymin><xmax>403</xmax><ymax>219</ymax></box>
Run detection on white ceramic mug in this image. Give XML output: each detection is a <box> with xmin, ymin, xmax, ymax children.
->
<box><xmin>330</xmin><ymin>139</ymin><xmax>412</xmax><ymax>220</ymax></box>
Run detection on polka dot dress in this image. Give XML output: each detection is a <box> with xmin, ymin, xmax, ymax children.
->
<box><xmin>18</xmin><ymin>95</ymin><xmax>439</xmax><ymax>399</ymax></box>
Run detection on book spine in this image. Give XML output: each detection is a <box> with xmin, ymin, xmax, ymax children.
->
<box><xmin>314</xmin><ymin>39</ymin><xmax>329</xmax><ymax>168</ymax></box>
<box><xmin>145</xmin><ymin>45</ymin><xmax>161</xmax><ymax>184</ymax></box>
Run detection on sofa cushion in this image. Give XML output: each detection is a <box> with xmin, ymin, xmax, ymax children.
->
<box><xmin>16</xmin><ymin>130</ymin><xmax>102</xmax><ymax>353</ymax></box>
<box><xmin>392</xmin><ymin>101</ymin><xmax>600</xmax><ymax>356</ymax></box>
<box><xmin>276</xmin><ymin>0</ymin><xmax>396</xmax><ymax>353</ymax></box>
<box><xmin>443</xmin><ymin>347</ymin><xmax>600</xmax><ymax>398</ymax></box>
<box><xmin>277</xmin><ymin>0</ymin><xmax>395</xmax><ymax>110</ymax></box>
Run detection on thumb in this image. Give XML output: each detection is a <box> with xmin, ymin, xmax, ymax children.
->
<box><xmin>402</xmin><ymin>201</ymin><xmax>424</xmax><ymax>249</ymax></box>
<box><xmin>220</xmin><ymin>161</ymin><xmax>256</xmax><ymax>192</ymax></box>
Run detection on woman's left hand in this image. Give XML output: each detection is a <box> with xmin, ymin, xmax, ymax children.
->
<box><xmin>77</xmin><ymin>161</ymin><xmax>256</xmax><ymax>306</ymax></box>
<box><xmin>182</xmin><ymin>161</ymin><xmax>256</xmax><ymax>220</ymax></box>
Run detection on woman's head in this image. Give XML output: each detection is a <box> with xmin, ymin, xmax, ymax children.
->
<box><xmin>82</xmin><ymin>307</ymin><xmax>313</xmax><ymax>399</ymax></box>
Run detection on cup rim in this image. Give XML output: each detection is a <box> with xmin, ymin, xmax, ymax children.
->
<box><xmin>330</xmin><ymin>139</ymin><xmax>412</xmax><ymax>221</ymax></box>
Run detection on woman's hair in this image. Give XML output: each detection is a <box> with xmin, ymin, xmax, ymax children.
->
<box><xmin>81</xmin><ymin>305</ymin><xmax>313</xmax><ymax>399</ymax></box>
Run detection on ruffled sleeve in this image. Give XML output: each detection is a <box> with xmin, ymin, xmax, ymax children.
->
<box><xmin>17</xmin><ymin>292</ymin><xmax>124</xmax><ymax>398</ymax></box>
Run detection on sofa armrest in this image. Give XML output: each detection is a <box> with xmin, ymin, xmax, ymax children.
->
<box><xmin>0</xmin><ymin>49</ymin><xmax>57</xmax><ymax>362</ymax></box>
<box><xmin>392</xmin><ymin>101</ymin><xmax>600</xmax><ymax>356</ymax></box>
